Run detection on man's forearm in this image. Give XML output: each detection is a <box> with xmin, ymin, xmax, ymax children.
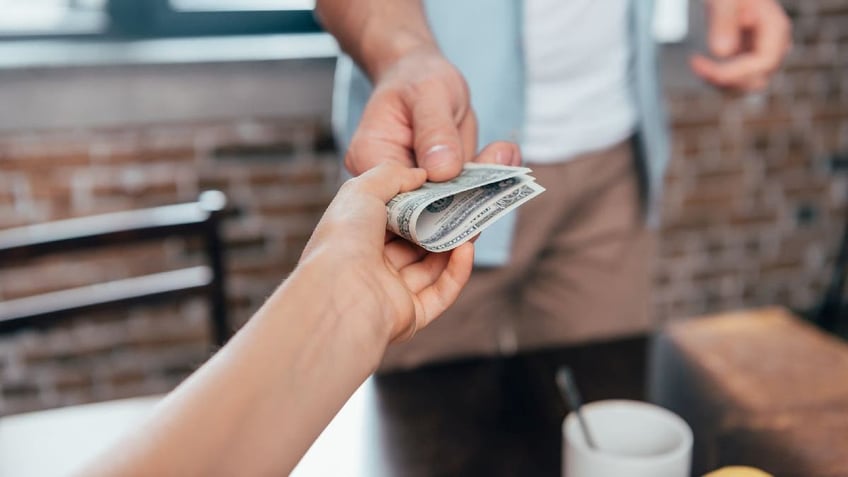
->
<box><xmin>315</xmin><ymin>0</ymin><xmax>438</xmax><ymax>80</ymax></box>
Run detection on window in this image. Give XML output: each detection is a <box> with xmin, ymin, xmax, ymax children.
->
<box><xmin>0</xmin><ymin>0</ymin><xmax>321</xmax><ymax>39</ymax></box>
<box><xmin>171</xmin><ymin>1</ymin><xmax>314</xmax><ymax>12</ymax></box>
<box><xmin>0</xmin><ymin>0</ymin><xmax>108</xmax><ymax>37</ymax></box>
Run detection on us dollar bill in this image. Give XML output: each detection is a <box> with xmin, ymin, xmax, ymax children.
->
<box><xmin>387</xmin><ymin>164</ymin><xmax>545</xmax><ymax>252</ymax></box>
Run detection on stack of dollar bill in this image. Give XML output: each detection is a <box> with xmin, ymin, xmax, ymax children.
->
<box><xmin>387</xmin><ymin>164</ymin><xmax>545</xmax><ymax>252</ymax></box>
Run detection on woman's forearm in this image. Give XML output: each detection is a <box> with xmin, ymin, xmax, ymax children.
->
<box><xmin>315</xmin><ymin>0</ymin><xmax>439</xmax><ymax>80</ymax></box>
<box><xmin>83</xmin><ymin>260</ymin><xmax>390</xmax><ymax>477</ymax></box>
<box><xmin>77</xmin><ymin>164</ymin><xmax>473</xmax><ymax>477</ymax></box>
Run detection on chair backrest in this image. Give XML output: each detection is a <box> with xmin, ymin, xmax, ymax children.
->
<box><xmin>0</xmin><ymin>191</ymin><xmax>231</xmax><ymax>346</ymax></box>
<box><xmin>809</xmin><ymin>153</ymin><xmax>848</xmax><ymax>333</ymax></box>
<box><xmin>813</xmin><ymin>204</ymin><xmax>848</xmax><ymax>333</ymax></box>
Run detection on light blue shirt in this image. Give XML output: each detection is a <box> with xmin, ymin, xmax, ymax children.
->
<box><xmin>333</xmin><ymin>0</ymin><xmax>669</xmax><ymax>266</ymax></box>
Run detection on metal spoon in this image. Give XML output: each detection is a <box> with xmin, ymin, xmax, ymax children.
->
<box><xmin>555</xmin><ymin>366</ymin><xmax>598</xmax><ymax>450</ymax></box>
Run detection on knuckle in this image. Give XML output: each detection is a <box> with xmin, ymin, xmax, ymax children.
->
<box><xmin>343</xmin><ymin>146</ymin><xmax>371</xmax><ymax>176</ymax></box>
<box><xmin>452</xmin><ymin>74</ymin><xmax>472</xmax><ymax>121</ymax></box>
<box><xmin>343</xmin><ymin>152</ymin><xmax>357</xmax><ymax>174</ymax></box>
<box><xmin>710</xmin><ymin>69</ymin><xmax>731</xmax><ymax>84</ymax></box>
<box><xmin>416</xmin><ymin>124</ymin><xmax>456</xmax><ymax>144</ymax></box>
<box><xmin>400</xmin><ymin>63</ymin><xmax>466</xmax><ymax>108</ymax></box>
<box><xmin>400</xmin><ymin>76</ymin><xmax>446</xmax><ymax>106</ymax></box>
<box><xmin>338</xmin><ymin>176</ymin><xmax>362</xmax><ymax>195</ymax></box>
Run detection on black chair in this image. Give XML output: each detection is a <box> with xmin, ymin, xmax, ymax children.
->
<box><xmin>814</xmin><ymin>209</ymin><xmax>848</xmax><ymax>333</ymax></box>
<box><xmin>0</xmin><ymin>191</ymin><xmax>231</xmax><ymax>346</ymax></box>
<box><xmin>810</xmin><ymin>153</ymin><xmax>848</xmax><ymax>334</ymax></box>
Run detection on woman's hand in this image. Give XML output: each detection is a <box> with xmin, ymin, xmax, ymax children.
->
<box><xmin>76</xmin><ymin>163</ymin><xmax>474</xmax><ymax>477</ymax></box>
<box><xmin>299</xmin><ymin>163</ymin><xmax>475</xmax><ymax>343</ymax></box>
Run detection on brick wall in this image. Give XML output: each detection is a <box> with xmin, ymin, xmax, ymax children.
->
<box><xmin>0</xmin><ymin>119</ymin><xmax>341</xmax><ymax>414</ymax></box>
<box><xmin>1</xmin><ymin>0</ymin><xmax>847</xmax><ymax>415</ymax></box>
<box><xmin>656</xmin><ymin>0</ymin><xmax>848</xmax><ymax>320</ymax></box>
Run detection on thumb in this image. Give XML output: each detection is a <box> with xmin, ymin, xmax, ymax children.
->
<box><xmin>345</xmin><ymin>93</ymin><xmax>417</xmax><ymax>176</ymax></box>
<box><xmin>708</xmin><ymin>0</ymin><xmax>741</xmax><ymax>58</ymax></box>
<box><xmin>352</xmin><ymin>163</ymin><xmax>427</xmax><ymax>203</ymax></box>
<box><xmin>410</xmin><ymin>94</ymin><xmax>465</xmax><ymax>182</ymax></box>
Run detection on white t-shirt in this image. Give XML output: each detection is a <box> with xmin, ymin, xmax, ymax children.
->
<box><xmin>521</xmin><ymin>0</ymin><xmax>637</xmax><ymax>163</ymax></box>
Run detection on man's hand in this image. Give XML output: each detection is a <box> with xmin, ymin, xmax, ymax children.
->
<box><xmin>691</xmin><ymin>0</ymin><xmax>792</xmax><ymax>92</ymax></box>
<box><xmin>345</xmin><ymin>47</ymin><xmax>522</xmax><ymax>182</ymax></box>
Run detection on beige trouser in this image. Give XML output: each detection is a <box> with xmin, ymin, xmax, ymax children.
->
<box><xmin>381</xmin><ymin>139</ymin><xmax>656</xmax><ymax>372</ymax></box>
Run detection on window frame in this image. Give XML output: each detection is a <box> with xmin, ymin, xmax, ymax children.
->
<box><xmin>0</xmin><ymin>0</ymin><xmax>322</xmax><ymax>41</ymax></box>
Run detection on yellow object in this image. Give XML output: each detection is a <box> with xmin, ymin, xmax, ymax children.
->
<box><xmin>703</xmin><ymin>466</ymin><xmax>773</xmax><ymax>477</ymax></box>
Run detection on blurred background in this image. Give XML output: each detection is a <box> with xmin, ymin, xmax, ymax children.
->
<box><xmin>0</xmin><ymin>0</ymin><xmax>844</xmax><ymax>448</ymax></box>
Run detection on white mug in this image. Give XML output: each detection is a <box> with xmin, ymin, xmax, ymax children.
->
<box><xmin>562</xmin><ymin>400</ymin><xmax>692</xmax><ymax>477</ymax></box>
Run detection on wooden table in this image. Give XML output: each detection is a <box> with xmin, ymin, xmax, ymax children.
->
<box><xmin>651</xmin><ymin>307</ymin><xmax>848</xmax><ymax>476</ymax></box>
<box><xmin>0</xmin><ymin>337</ymin><xmax>647</xmax><ymax>476</ymax></box>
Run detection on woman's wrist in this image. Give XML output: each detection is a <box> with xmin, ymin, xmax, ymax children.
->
<box><xmin>281</xmin><ymin>252</ymin><xmax>396</xmax><ymax>352</ymax></box>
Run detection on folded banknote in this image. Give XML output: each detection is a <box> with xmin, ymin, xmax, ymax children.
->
<box><xmin>387</xmin><ymin>164</ymin><xmax>545</xmax><ymax>252</ymax></box>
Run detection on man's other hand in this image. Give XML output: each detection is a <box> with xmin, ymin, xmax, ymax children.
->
<box><xmin>691</xmin><ymin>0</ymin><xmax>792</xmax><ymax>92</ymax></box>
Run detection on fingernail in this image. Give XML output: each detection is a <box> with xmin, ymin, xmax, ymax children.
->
<box><xmin>422</xmin><ymin>145</ymin><xmax>455</xmax><ymax>171</ymax></box>
<box><xmin>495</xmin><ymin>147</ymin><xmax>518</xmax><ymax>165</ymax></box>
